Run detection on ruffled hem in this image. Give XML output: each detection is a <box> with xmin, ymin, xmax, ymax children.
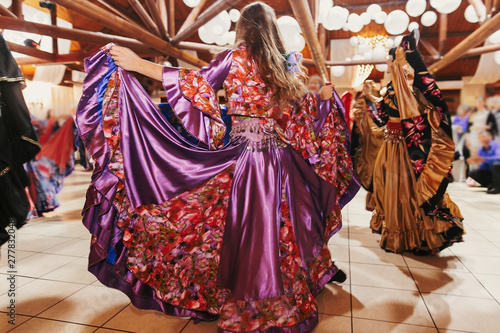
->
<box><xmin>371</xmin><ymin>210</ymin><xmax>463</xmax><ymax>254</ymax></box>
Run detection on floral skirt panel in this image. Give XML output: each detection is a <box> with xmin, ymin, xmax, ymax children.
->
<box><xmin>77</xmin><ymin>47</ymin><xmax>357</xmax><ymax>332</ymax></box>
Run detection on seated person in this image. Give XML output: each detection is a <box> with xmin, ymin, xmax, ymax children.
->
<box><xmin>468</xmin><ymin>130</ymin><xmax>500</xmax><ymax>194</ymax></box>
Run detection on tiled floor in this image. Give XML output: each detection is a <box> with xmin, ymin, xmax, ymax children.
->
<box><xmin>1</xmin><ymin>167</ymin><xmax>500</xmax><ymax>333</ymax></box>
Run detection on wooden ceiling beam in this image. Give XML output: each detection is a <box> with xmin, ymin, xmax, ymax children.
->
<box><xmin>145</xmin><ymin>0</ymin><xmax>168</xmax><ymax>39</ymax></box>
<box><xmin>169</xmin><ymin>0</ymin><xmax>175</xmax><ymax>37</ymax></box>
<box><xmin>178</xmin><ymin>0</ymin><xmax>208</xmax><ymax>34</ymax></box>
<box><xmin>127</xmin><ymin>0</ymin><xmax>160</xmax><ymax>36</ymax></box>
<box><xmin>50</xmin><ymin>0</ymin><xmax>207</xmax><ymax>67</ymax></box>
<box><xmin>0</xmin><ymin>17</ymin><xmax>154</xmax><ymax>53</ymax></box>
<box><xmin>171</xmin><ymin>0</ymin><xmax>244</xmax><ymax>44</ymax></box>
<box><xmin>429</xmin><ymin>12</ymin><xmax>500</xmax><ymax>73</ymax></box>
<box><xmin>289</xmin><ymin>0</ymin><xmax>329</xmax><ymax>82</ymax></box>
<box><xmin>420</xmin><ymin>38</ymin><xmax>440</xmax><ymax>58</ymax></box>
<box><xmin>7</xmin><ymin>42</ymin><xmax>56</xmax><ymax>62</ymax></box>
<box><xmin>438</xmin><ymin>13</ymin><xmax>447</xmax><ymax>56</ymax></box>
<box><xmin>97</xmin><ymin>0</ymin><xmax>144</xmax><ymax>27</ymax></box>
<box><xmin>158</xmin><ymin>0</ymin><xmax>169</xmax><ymax>34</ymax></box>
<box><xmin>11</xmin><ymin>0</ymin><xmax>22</xmax><ymax>18</ymax></box>
<box><xmin>15</xmin><ymin>56</ymin><xmax>51</xmax><ymax>66</ymax></box>
<box><xmin>0</xmin><ymin>4</ymin><xmax>17</xmax><ymax>18</ymax></box>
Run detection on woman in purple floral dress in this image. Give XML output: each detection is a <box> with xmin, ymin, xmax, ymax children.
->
<box><xmin>351</xmin><ymin>31</ymin><xmax>464</xmax><ymax>255</ymax></box>
<box><xmin>77</xmin><ymin>2</ymin><xmax>359</xmax><ymax>332</ymax></box>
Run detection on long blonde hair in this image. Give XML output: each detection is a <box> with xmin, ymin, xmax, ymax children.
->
<box><xmin>235</xmin><ymin>2</ymin><xmax>307</xmax><ymax>109</ymax></box>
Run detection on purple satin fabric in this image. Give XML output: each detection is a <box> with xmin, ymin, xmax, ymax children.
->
<box><xmin>77</xmin><ymin>46</ymin><xmax>358</xmax><ymax>331</ymax></box>
<box><xmin>118</xmin><ymin>68</ymin><xmax>244</xmax><ymax>208</ymax></box>
<box><xmin>162</xmin><ymin>49</ymin><xmax>232</xmax><ymax>146</ymax></box>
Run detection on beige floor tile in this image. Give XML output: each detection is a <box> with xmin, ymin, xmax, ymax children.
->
<box><xmin>316</xmin><ymin>283</ymin><xmax>351</xmax><ymax>316</ymax></box>
<box><xmin>39</xmin><ymin>257</ymin><xmax>96</xmax><ymax>285</ymax></box>
<box><xmin>94</xmin><ymin>329</ymin><xmax>133</xmax><ymax>333</ymax></box>
<box><xmin>350</xmin><ymin>263</ymin><xmax>417</xmax><ymax>291</ymax></box>
<box><xmin>352</xmin><ymin>318</ymin><xmax>438</xmax><ymax>333</ymax></box>
<box><xmin>0</xmin><ymin>249</ymin><xmax>38</xmax><ymax>268</ymax></box>
<box><xmin>0</xmin><ymin>279</ymin><xmax>84</xmax><ymax>316</ymax></box>
<box><xmin>473</xmin><ymin>273</ymin><xmax>500</xmax><ymax>301</ymax></box>
<box><xmin>349</xmin><ymin>232</ymin><xmax>381</xmax><ymax>248</ymax></box>
<box><xmin>0</xmin><ymin>252</ymin><xmax>79</xmax><ymax>278</ymax></box>
<box><xmin>350</xmin><ymin>246</ymin><xmax>407</xmax><ymax>267</ymax></box>
<box><xmin>351</xmin><ymin>285</ymin><xmax>434</xmax><ymax>327</ymax></box>
<box><xmin>450</xmin><ymin>240</ymin><xmax>500</xmax><ymax>257</ymax></box>
<box><xmin>402</xmin><ymin>249</ymin><xmax>468</xmax><ymax>272</ymax></box>
<box><xmin>104</xmin><ymin>304</ymin><xmax>188</xmax><ymax>332</ymax></box>
<box><xmin>411</xmin><ymin>268</ymin><xmax>492</xmax><ymax>299</ymax></box>
<box><xmin>181</xmin><ymin>319</ymin><xmax>218</xmax><ymax>333</ymax></box>
<box><xmin>475</xmin><ymin>230</ymin><xmax>500</xmax><ymax>245</ymax></box>
<box><xmin>328</xmin><ymin>244</ymin><xmax>349</xmax><ymax>262</ymax></box>
<box><xmin>314</xmin><ymin>314</ymin><xmax>351</xmax><ymax>333</ymax></box>
<box><xmin>0</xmin><ymin>314</ymin><xmax>31</xmax><ymax>332</ymax></box>
<box><xmin>423</xmin><ymin>293</ymin><xmax>500</xmax><ymax>332</ymax></box>
<box><xmin>328</xmin><ymin>232</ymin><xmax>349</xmax><ymax>246</ymax></box>
<box><xmin>38</xmin><ymin>285</ymin><xmax>130</xmax><ymax>326</ymax></box>
<box><xmin>14</xmin><ymin>234</ymin><xmax>74</xmax><ymax>252</ymax></box>
<box><xmin>0</xmin><ymin>274</ymin><xmax>36</xmax><ymax>296</ymax></box>
<box><xmin>457</xmin><ymin>255</ymin><xmax>500</xmax><ymax>275</ymax></box>
<box><xmin>42</xmin><ymin>238</ymin><xmax>90</xmax><ymax>257</ymax></box>
<box><xmin>9</xmin><ymin>318</ymin><xmax>96</xmax><ymax>333</ymax></box>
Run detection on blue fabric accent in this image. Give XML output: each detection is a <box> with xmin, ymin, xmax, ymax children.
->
<box><xmin>106</xmin><ymin>245</ymin><xmax>116</xmax><ymax>264</ymax></box>
<box><xmin>221</xmin><ymin>105</ymin><xmax>232</xmax><ymax>145</ymax></box>
<box><xmin>95</xmin><ymin>56</ymin><xmax>118</xmax><ymax>124</ymax></box>
<box><xmin>158</xmin><ymin>102</ymin><xmax>200</xmax><ymax>145</ymax></box>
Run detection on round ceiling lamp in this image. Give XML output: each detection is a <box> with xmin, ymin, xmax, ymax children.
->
<box><xmin>421</xmin><ymin>11</ymin><xmax>438</xmax><ymax>27</ymax></box>
<box><xmin>331</xmin><ymin>65</ymin><xmax>346</xmax><ymax>77</ymax></box>
<box><xmin>406</xmin><ymin>0</ymin><xmax>426</xmax><ymax>18</ymax></box>
<box><xmin>408</xmin><ymin>22</ymin><xmax>420</xmax><ymax>32</ymax></box>
<box><xmin>322</xmin><ymin>6</ymin><xmax>349</xmax><ymax>31</ymax></box>
<box><xmin>375</xmin><ymin>11</ymin><xmax>388</xmax><ymax>24</ymax></box>
<box><xmin>366</xmin><ymin>4</ymin><xmax>382</xmax><ymax>20</ymax></box>
<box><xmin>429</xmin><ymin>0</ymin><xmax>461</xmax><ymax>15</ymax></box>
<box><xmin>229</xmin><ymin>9</ymin><xmax>240</xmax><ymax>22</ymax></box>
<box><xmin>183</xmin><ymin>0</ymin><xmax>200</xmax><ymax>8</ymax></box>
<box><xmin>385</xmin><ymin>10</ymin><xmax>410</xmax><ymax>35</ymax></box>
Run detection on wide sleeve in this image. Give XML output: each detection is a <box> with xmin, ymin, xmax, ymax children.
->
<box><xmin>162</xmin><ymin>49</ymin><xmax>233</xmax><ymax>148</ymax></box>
<box><xmin>286</xmin><ymin>90</ymin><xmax>360</xmax><ymax>208</ymax></box>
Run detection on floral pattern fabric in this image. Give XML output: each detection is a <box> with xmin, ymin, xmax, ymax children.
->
<box><xmin>80</xmin><ymin>46</ymin><xmax>356</xmax><ymax>333</ymax></box>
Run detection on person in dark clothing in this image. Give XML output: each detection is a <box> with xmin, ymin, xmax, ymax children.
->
<box><xmin>0</xmin><ymin>34</ymin><xmax>41</xmax><ymax>245</ymax></box>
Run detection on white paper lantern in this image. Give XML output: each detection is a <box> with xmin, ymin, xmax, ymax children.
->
<box><xmin>348</xmin><ymin>13</ymin><xmax>363</xmax><ymax>33</ymax></box>
<box><xmin>430</xmin><ymin>0</ymin><xmax>461</xmax><ymax>15</ymax></box>
<box><xmin>494</xmin><ymin>50</ymin><xmax>500</xmax><ymax>66</ymax></box>
<box><xmin>372</xmin><ymin>44</ymin><xmax>387</xmax><ymax>59</ymax></box>
<box><xmin>385</xmin><ymin>38</ymin><xmax>394</xmax><ymax>48</ymax></box>
<box><xmin>277</xmin><ymin>16</ymin><xmax>302</xmax><ymax>34</ymax></box>
<box><xmin>323</xmin><ymin>6</ymin><xmax>349</xmax><ymax>31</ymax></box>
<box><xmin>360</xmin><ymin>12</ymin><xmax>371</xmax><ymax>25</ymax></box>
<box><xmin>342</xmin><ymin>24</ymin><xmax>350</xmax><ymax>31</ymax></box>
<box><xmin>0</xmin><ymin>0</ymin><xmax>12</xmax><ymax>8</ymax></box>
<box><xmin>288</xmin><ymin>34</ymin><xmax>306</xmax><ymax>51</ymax></box>
<box><xmin>375</xmin><ymin>11</ymin><xmax>388</xmax><ymax>24</ymax></box>
<box><xmin>363</xmin><ymin>50</ymin><xmax>373</xmax><ymax>60</ymax></box>
<box><xmin>183</xmin><ymin>0</ymin><xmax>200</xmax><ymax>8</ymax></box>
<box><xmin>375</xmin><ymin>64</ymin><xmax>388</xmax><ymax>72</ymax></box>
<box><xmin>385</xmin><ymin>10</ymin><xmax>410</xmax><ymax>35</ymax></box>
<box><xmin>357</xmin><ymin>43</ymin><xmax>370</xmax><ymax>54</ymax></box>
<box><xmin>318</xmin><ymin>0</ymin><xmax>334</xmax><ymax>23</ymax></box>
<box><xmin>421</xmin><ymin>11</ymin><xmax>438</xmax><ymax>27</ymax></box>
<box><xmin>225</xmin><ymin>31</ymin><xmax>236</xmax><ymax>45</ymax></box>
<box><xmin>352</xmin><ymin>54</ymin><xmax>364</xmax><ymax>61</ymax></box>
<box><xmin>408</xmin><ymin>22</ymin><xmax>420</xmax><ymax>32</ymax></box>
<box><xmin>367</xmin><ymin>4</ymin><xmax>382</xmax><ymax>19</ymax></box>
<box><xmin>198</xmin><ymin>25</ymin><xmax>215</xmax><ymax>44</ymax></box>
<box><xmin>229</xmin><ymin>9</ymin><xmax>240</xmax><ymax>22</ymax></box>
<box><xmin>345</xmin><ymin>57</ymin><xmax>352</xmax><ymax>62</ymax></box>
<box><xmin>349</xmin><ymin>36</ymin><xmax>359</xmax><ymax>46</ymax></box>
<box><xmin>332</xmin><ymin>65</ymin><xmax>346</xmax><ymax>77</ymax></box>
<box><xmin>406</xmin><ymin>0</ymin><xmax>426</xmax><ymax>18</ymax></box>
<box><xmin>488</xmin><ymin>30</ymin><xmax>500</xmax><ymax>44</ymax></box>
<box><xmin>464</xmin><ymin>5</ymin><xmax>479</xmax><ymax>23</ymax></box>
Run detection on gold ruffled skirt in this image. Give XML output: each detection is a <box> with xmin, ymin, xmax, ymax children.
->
<box><xmin>370</xmin><ymin>124</ymin><xmax>463</xmax><ymax>253</ymax></box>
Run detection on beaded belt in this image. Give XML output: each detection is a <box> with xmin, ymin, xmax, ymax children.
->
<box><xmin>230</xmin><ymin>119</ymin><xmax>287</xmax><ymax>152</ymax></box>
<box><xmin>0</xmin><ymin>166</ymin><xmax>11</xmax><ymax>177</ymax></box>
<box><xmin>384</xmin><ymin>122</ymin><xmax>404</xmax><ymax>143</ymax></box>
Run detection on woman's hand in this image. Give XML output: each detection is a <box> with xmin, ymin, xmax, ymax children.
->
<box><xmin>319</xmin><ymin>84</ymin><xmax>334</xmax><ymax>101</ymax></box>
<box><xmin>109</xmin><ymin>45</ymin><xmax>142</xmax><ymax>72</ymax></box>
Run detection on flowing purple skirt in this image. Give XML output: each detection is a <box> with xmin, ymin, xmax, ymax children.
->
<box><xmin>77</xmin><ymin>47</ymin><xmax>359</xmax><ymax>332</ymax></box>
